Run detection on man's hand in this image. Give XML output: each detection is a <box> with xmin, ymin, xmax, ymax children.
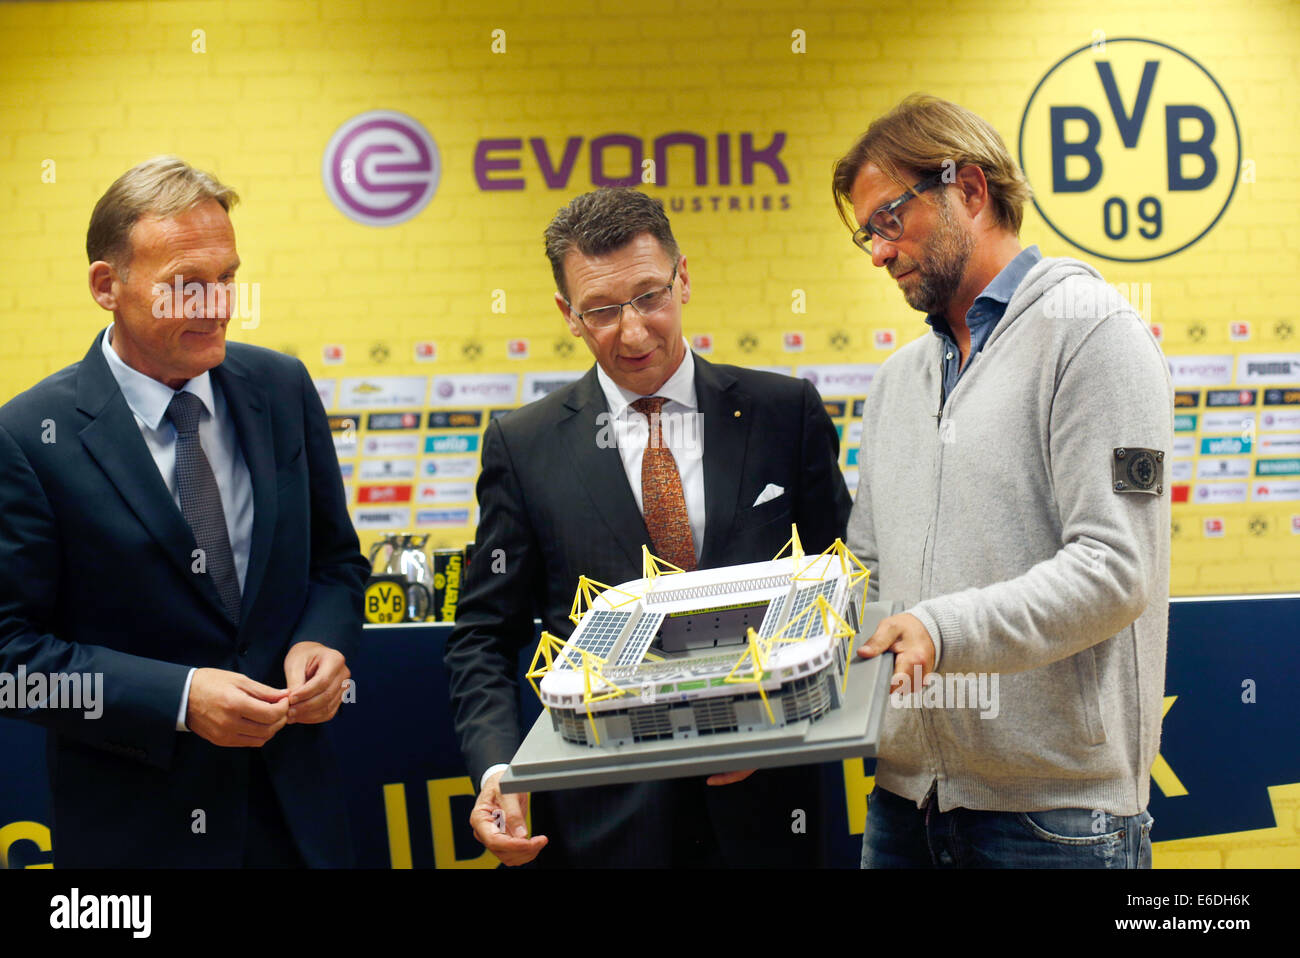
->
<box><xmin>284</xmin><ymin>641</ymin><xmax>351</xmax><ymax>725</ymax></box>
<box><xmin>706</xmin><ymin>769</ymin><xmax>757</xmax><ymax>786</ymax></box>
<box><xmin>857</xmin><ymin>612</ymin><xmax>937</xmax><ymax>693</ymax></box>
<box><xmin>186</xmin><ymin>668</ymin><xmax>290</xmax><ymax>747</ymax></box>
<box><xmin>470</xmin><ymin>770</ymin><xmax>547</xmax><ymax>867</ymax></box>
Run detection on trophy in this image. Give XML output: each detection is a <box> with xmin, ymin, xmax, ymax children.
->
<box><xmin>367</xmin><ymin>534</ymin><xmax>433</xmax><ymax>622</ymax></box>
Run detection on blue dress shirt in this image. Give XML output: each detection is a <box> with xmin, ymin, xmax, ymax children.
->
<box><xmin>928</xmin><ymin>245</ymin><xmax>1043</xmax><ymax>407</ymax></box>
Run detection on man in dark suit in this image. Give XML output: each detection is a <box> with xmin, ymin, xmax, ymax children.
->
<box><xmin>0</xmin><ymin>157</ymin><xmax>368</xmax><ymax>867</ymax></box>
<box><xmin>445</xmin><ymin>188</ymin><xmax>852</xmax><ymax>867</ymax></box>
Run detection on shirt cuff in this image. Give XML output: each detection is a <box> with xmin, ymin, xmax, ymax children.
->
<box><xmin>176</xmin><ymin>668</ymin><xmax>196</xmax><ymax>731</ymax></box>
<box><xmin>907</xmin><ymin>606</ymin><xmax>943</xmax><ymax>671</ymax></box>
<box><xmin>481</xmin><ymin>763</ymin><xmax>510</xmax><ymax>792</ymax></box>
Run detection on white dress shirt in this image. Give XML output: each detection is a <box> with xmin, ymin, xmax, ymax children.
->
<box><xmin>101</xmin><ymin>325</ymin><xmax>255</xmax><ymax>730</ymax></box>
<box><xmin>482</xmin><ymin>344</ymin><xmax>705</xmax><ymax>791</ymax></box>
<box><xmin>595</xmin><ymin>345</ymin><xmax>706</xmax><ymax>559</ymax></box>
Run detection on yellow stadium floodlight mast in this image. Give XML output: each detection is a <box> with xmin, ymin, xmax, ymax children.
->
<box><xmin>723</xmin><ymin>627</ymin><xmax>776</xmax><ymax>724</ymax></box>
<box><xmin>568</xmin><ymin>575</ymin><xmax>642</xmax><ymax>626</ymax></box>
<box><xmin>792</xmin><ymin>539</ymin><xmax>872</xmax><ymax>619</ymax></box>
<box><xmin>642</xmin><ymin>545</ymin><xmax>686</xmax><ymax>582</ymax></box>
<box><xmin>772</xmin><ymin>524</ymin><xmax>805</xmax><ymax>563</ymax></box>
<box><xmin>761</xmin><ymin>593</ymin><xmax>859</xmax><ymax>696</ymax></box>
<box><xmin>824</xmin><ymin>538</ymin><xmax>872</xmax><ymax>621</ymax></box>
<box><xmin>810</xmin><ymin>596</ymin><xmax>859</xmax><ymax>696</ymax></box>
<box><xmin>524</xmin><ymin>631</ymin><xmax>573</xmax><ymax>710</ymax></box>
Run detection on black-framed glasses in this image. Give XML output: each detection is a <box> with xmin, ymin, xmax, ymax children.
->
<box><xmin>851</xmin><ymin>172</ymin><xmax>947</xmax><ymax>253</ymax></box>
<box><xmin>566</xmin><ymin>263</ymin><xmax>678</xmax><ymax>330</ymax></box>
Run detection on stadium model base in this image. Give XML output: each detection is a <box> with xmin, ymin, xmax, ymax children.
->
<box><xmin>501</xmin><ymin>531</ymin><xmax>899</xmax><ymax>794</ymax></box>
<box><xmin>501</xmin><ymin>641</ymin><xmax>893</xmax><ymax>793</ymax></box>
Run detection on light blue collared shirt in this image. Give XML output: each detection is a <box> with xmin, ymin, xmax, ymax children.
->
<box><xmin>101</xmin><ymin>325</ymin><xmax>254</xmax><ymax>729</ymax></box>
<box><xmin>928</xmin><ymin>245</ymin><xmax>1043</xmax><ymax>406</ymax></box>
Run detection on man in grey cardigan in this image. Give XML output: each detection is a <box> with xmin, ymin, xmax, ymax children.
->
<box><xmin>833</xmin><ymin>95</ymin><xmax>1173</xmax><ymax>868</ymax></box>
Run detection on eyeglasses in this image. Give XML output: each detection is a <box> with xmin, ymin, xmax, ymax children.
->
<box><xmin>851</xmin><ymin>172</ymin><xmax>947</xmax><ymax>254</ymax></box>
<box><xmin>567</xmin><ymin>263</ymin><xmax>678</xmax><ymax>330</ymax></box>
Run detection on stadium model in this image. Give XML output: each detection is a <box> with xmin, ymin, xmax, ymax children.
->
<box><xmin>527</xmin><ymin>528</ymin><xmax>870</xmax><ymax>749</ymax></box>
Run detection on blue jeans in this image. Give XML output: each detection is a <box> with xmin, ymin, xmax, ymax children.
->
<box><xmin>861</xmin><ymin>786</ymin><xmax>1153</xmax><ymax>868</ymax></box>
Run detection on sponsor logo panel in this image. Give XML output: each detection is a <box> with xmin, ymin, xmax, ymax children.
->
<box><xmin>521</xmin><ymin>371</ymin><xmax>585</xmax><ymax>403</ymax></box>
<box><xmin>797</xmin><ymin>364</ymin><xmax>879</xmax><ymax>396</ymax></box>
<box><xmin>356</xmin><ymin>484</ymin><xmax>413</xmax><ymax>504</ymax></box>
<box><xmin>1237</xmin><ymin>354</ymin><xmax>1300</xmax><ymax>384</ymax></box>
<box><xmin>366</xmin><ymin>411</ymin><xmax>422</xmax><ymax>430</ymax></box>
<box><xmin>1251</xmin><ymin>481</ymin><xmax>1300</xmax><ymax>502</ymax></box>
<box><xmin>425</xmin><ymin>434</ymin><xmax>481</xmax><ymax>454</ymax></box>
<box><xmin>420</xmin><ymin>456</ymin><xmax>480</xmax><ymax>478</ymax></box>
<box><xmin>414</xmin><ymin>508</ymin><xmax>476</xmax><ymax>528</ymax></box>
<box><xmin>429</xmin><ymin>374</ymin><xmax>518</xmax><ymax>408</ymax></box>
<box><xmin>415</xmin><ymin>482</ymin><xmax>476</xmax><ymax>503</ymax></box>
<box><xmin>1168</xmin><ymin>356</ymin><xmax>1232</xmax><ymax>386</ymax></box>
<box><xmin>339</xmin><ymin>376</ymin><xmax>429</xmax><ymax>409</ymax></box>
<box><xmin>1196</xmin><ymin>458</ymin><xmax>1250</xmax><ymax>479</ymax></box>
<box><xmin>1192</xmin><ymin>482</ymin><xmax>1248</xmax><ymax>504</ymax></box>
<box><xmin>1199</xmin><ymin>411</ymin><xmax>1255</xmax><ymax>434</ymax></box>
<box><xmin>427</xmin><ymin>410</ymin><xmax>484</xmax><ymax>429</ymax></box>
<box><xmin>1205</xmin><ymin>389</ymin><xmax>1257</xmax><ymax>408</ymax></box>
<box><xmin>359</xmin><ymin>459</ymin><xmax>418</xmax><ymax>480</ymax></box>
<box><xmin>353</xmin><ymin>507</ymin><xmax>412</xmax><ymax>529</ymax></box>
<box><xmin>363</xmin><ymin>434</ymin><xmax>422</xmax><ymax>457</ymax></box>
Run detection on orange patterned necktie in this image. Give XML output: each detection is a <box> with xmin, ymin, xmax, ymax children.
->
<box><xmin>630</xmin><ymin>396</ymin><xmax>696</xmax><ymax>572</ymax></box>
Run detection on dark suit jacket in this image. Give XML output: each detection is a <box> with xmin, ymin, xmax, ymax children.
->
<box><xmin>445</xmin><ymin>355</ymin><xmax>852</xmax><ymax>867</ymax></box>
<box><xmin>0</xmin><ymin>331</ymin><xmax>368</xmax><ymax>868</ymax></box>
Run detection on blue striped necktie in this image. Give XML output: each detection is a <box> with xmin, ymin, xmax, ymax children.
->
<box><xmin>166</xmin><ymin>391</ymin><xmax>242</xmax><ymax>624</ymax></box>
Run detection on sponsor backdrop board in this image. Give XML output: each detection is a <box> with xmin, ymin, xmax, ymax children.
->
<box><xmin>1</xmin><ymin>0</ymin><xmax>1296</xmax><ymax>594</ymax></box>
<box><xmin>3</xmin><ymin>0</ymin><xmax>1295</xmax><ymax>595</ymax></box>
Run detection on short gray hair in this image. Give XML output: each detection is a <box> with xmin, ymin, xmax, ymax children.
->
<box><xmin>86</xmin><ymin>156</ymin><xmax>239</xmax><ymax>277</ymax></box>
<box><xmin>543</xmin><ymin>188</ymin><xmax>680</xmax><ymax>300</ymax></box>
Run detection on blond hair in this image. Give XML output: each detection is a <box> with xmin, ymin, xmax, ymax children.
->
<box><xmin>832</xmin><ymin>94</ymin><xmax>1031</xmax><ymax>234</ymax></box>
<box><xmin>86</xmin><ymin>156</ymin><xmax>239</xmax><ymax>277</ymax></box>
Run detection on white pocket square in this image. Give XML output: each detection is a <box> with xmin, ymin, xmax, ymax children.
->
<box><xmin>753</xmin><ymin>483</ymin><xmax>785</xmax><ymax>507</ymax></box>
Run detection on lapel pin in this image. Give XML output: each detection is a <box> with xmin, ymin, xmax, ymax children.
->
<box><xmin>733</xmin><ymin>410</ymin><xmax>741</xmax><ymax>418</ymax></box>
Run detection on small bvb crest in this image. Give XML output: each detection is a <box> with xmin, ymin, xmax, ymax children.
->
<box><xmin>1112</xmin><ymin>447</ymin><xmax>1163</xmax><ymax>495</ymax></box>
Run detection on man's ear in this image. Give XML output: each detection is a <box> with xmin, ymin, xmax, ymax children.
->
<box><xmin>954</xmin><ymin>165</ymin><xmax>990</xmax><ymax>223</ymax></box>
<box><xmin>555</xmin><ymin>291</ymin><xmax>583</xmax><ymax>337</ymax></box>
<box><xmin>88</xmin><ymin>261</ymin><xmax>118</xmax><ymax>311</ymax></box>
<box><xmin>677</xmin><ymin>255</ymin><xmax>690</xmax><ymax>306</ymax></box>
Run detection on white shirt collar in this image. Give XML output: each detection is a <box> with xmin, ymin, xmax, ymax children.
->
<box><xmin>101</xmin><ymin>324</ymin><xmax>216</xmax><ymax>429</ymax></box>
<box><xmin>595</xmin><ymin>340</ymin><xmax>697</xmax><ymax>417</ymax></box>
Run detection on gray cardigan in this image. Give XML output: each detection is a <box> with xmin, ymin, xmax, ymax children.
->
<box><xmin>849</xmin><ymin>255</ymin><xmax>1174</xmax><ymax>816</ymax></box>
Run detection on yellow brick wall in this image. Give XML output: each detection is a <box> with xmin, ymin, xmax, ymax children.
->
<box><xmin>1</xmin><ymin>0</ymin><xmax>1296</xmax><ymax>866</ymax></box>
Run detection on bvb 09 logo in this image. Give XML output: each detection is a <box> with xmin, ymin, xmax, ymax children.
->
<box><xmin>1019</xmin><ymin>38</ymin><xmax>1240</xmax><ymax>262</ymax></box>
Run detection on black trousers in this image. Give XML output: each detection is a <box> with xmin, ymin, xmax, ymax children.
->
<box><xmin>242</xmin><ymin>754</ymin><xmax>304</xmax><ymax>868</ymax></box>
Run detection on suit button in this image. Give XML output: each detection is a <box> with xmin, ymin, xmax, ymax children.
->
<box><xmin>237</xmin><ymin>645</ymin><xmax>250</xmax><ymax>656</ymax></box>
